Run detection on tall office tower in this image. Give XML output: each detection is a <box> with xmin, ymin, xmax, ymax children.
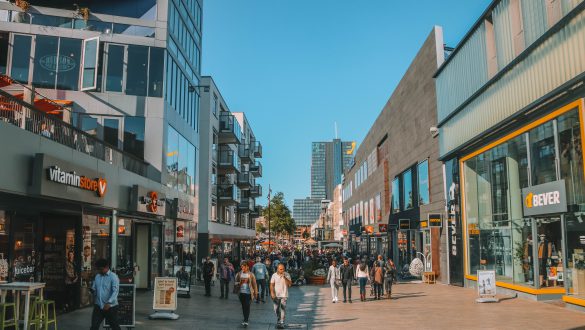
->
<box><xmin>311</xmin><ymin>139</ymin><xmax>355</xmax><ymax>200</ymax></box>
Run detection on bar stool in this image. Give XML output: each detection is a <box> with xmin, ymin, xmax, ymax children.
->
<box><xmin>0</xmin><ymin>301</ymin><xmax>16</xmax><ymax>330</ymax></box>
<box><xmin>27</xmin><ymin>298</ymin><xmax>43</xmax><ymax>330</ymax></box>
<box><xmin>39</xmin><ymin>300</ymin><xmax>57</xmax><ymax>330</ymax></box>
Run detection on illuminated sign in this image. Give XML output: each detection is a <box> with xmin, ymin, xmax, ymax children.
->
<box><xmin>428</xmin><ymin>213</ymin><xmax>442</xmax><ymax>228</ymax></box>
<box><xmin>47</xmin><ymin>166</ymin><xmax>107</xmax><ymax>197</ymax></box>
<box><xmin>522</xmin><ymin>180</ymin><xmax>567</xmax><ymax>216</ymax></box>
<box><xmin>399</xmin><ymin>219</ymin><xmax>410</xmax><ymax>230</ymax></box>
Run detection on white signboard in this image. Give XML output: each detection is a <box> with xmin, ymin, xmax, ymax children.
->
<box><xmin>153</xmin><ymin>277</ymin><xmax>178</xmax><ymax>311</ymax></box>
<box><xmin>476</xmin><ymin>270</ymin><xmax>497</xmax><ymax>303</ymax></box>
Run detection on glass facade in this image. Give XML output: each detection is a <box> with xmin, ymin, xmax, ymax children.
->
<box><xmin>418</xmin><ymin>160</ymin><xmax>430</xmax><ymax>205</ymax></box>
<box><xmin>166</xmin><ymin>125</ymin><xmax>197</xmax><ymax>196</ymax></box>
<box><xmin>292</xmin><ymin>198</ymin><xmax>322</xmax><ymax>226</ymax></box>
<box><xmin>462</xmin><ymin>104</ymin><xmax>585</xmax><ymax>294</ymax></box>
<box><xmin>311</xmin><ymin>142</ymin><xmax>327</xmax><ymax>199</ymax></box>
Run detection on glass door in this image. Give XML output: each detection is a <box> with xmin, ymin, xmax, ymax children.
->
<box><xmin>535</xmin><ymin>217</ymin><xmax>564</xmax><ymax>288</ymax></box>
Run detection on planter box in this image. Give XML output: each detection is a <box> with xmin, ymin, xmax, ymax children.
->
<box><xmin>307</xmin><ymin>276</ymin><xmax>326</xmax><ymax>285</ymax></box>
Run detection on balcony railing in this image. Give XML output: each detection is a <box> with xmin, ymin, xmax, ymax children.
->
<box><xmin>253</xmin><ymin>141</ymin><xmax>262</xmax><ymax>158</ymax></box>
<box><xmin>218</xmin><ymin>148</ymin><xmax>239</xmax><ymax>173</ymax></box>
<box><xmin>219</xmin><ymin>113</ymin><xmax>241</xmax><ymax>144</ymax></box>
<box><xmin>217</xmin><ymin>184</ymin><xmax>239</xmax><ymax>205</ymax></box>
<box><xmin>238</xmin><ymin>144</ymin><xmax>253</xmax><ymax>164</ymax></box>
<box><xmin>250</xmin><ymin>161</ymin><xmax>262</xmax><ymax>177</ymax></box>
<box><xmin>237</xmin><ymin>172</ymin><xmax>253</xmax><ymax>189</ymax></box>
<box><xmin>0</xmin><ymin>83</ymin><xmax>158</xmax><ymax>181</ymax></box>
<box><xmin>250</xmin><ymin>184</ymin><xmax>262</xmax><ymax>197</ymax></box>
<box><xmin>238</xmin><ymin>197</ymin><xmax>255</xmax><ymax>213</ymax></box>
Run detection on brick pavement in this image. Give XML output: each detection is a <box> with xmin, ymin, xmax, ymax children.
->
<box><xmin>59</xmin><ymin>281</ymin><xmax>585</xmax><ymax>329</ymax></box>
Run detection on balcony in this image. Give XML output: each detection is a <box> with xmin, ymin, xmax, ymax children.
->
<box><xmin>238</xmin><ymin>197</ymin><xmax>255</xmax><ymax>213</ymax></box>
<box><xmin>219</xmin><ymin>113</ymin><xmax>242</xmax><ymax>144</ymax></box>
<box><xmin>250</xmin><ymin>161</ymin><xmax>262</xmax><ymax>177</ymax></box>
<box><xmin>237</xmin><ymin>172</ymin><xmax>254</xmax><ymax>189</ymax></box>
<box><xmin>217</xmin><ymin>184</ymin><xmax>239</xmax><ymax>205</ymax></box>
<box><xmin>250</xmin><ymin>184</ymin><xmax>262</xmax><ymax>197</ymax></box>
<box><xmin>251</xmin><ymin>205</ymin><xmax>262</xmax><ymax>217</ymax></box>
<box><xmin>253</xmin><ymin>141</ymin><xmax>262</xmax><ymax>158</ymax></box>
<box><xmin>0</xmin><ymin>78</ymin><xmax>158</xmax><ymax>181</ymax></box>
<box><xmin>238</xmin><ymin>144</ymin><xmax>253</xmax><ymax>164</ymax></box>
<box><xmin>218</xmin><ymin>148</ymin><xmax>240</xmax><ymax>174</ymax></box>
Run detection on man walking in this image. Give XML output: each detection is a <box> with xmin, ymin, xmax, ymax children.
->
<box><xmin>340</xmin><ymin>257</ymin><xmax>354</xmax><ymax>303</ymax></box>
<box><xmin>203</xmin><ymin>256</ymin><xmax>215</xmax><ymax>297</ymax></box>
<box><xmin>90</xmin><ymin>259</ymin><xmax>120</xmax><ymax>330</ymax></box>
<box><xmin>252</xmin><ymin>257</ymin><xmax>269</xmax><ymax>303</ymax></box>
<box><xmin>270</xmin><ymin>264</ymin><xmax>292</xmax><ymax>329</ymax></box>
<box><xmin>218</xmin><ymin>257</ymin><xmax>234</xmax><ymax>299</ymax></box>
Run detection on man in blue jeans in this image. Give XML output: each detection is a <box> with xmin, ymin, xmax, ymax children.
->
<box><xmin>90</xmin><ymin>259</ymin><xmax>121</xmax><ymax>330</ymax></box>
<box><xmin>252</xmin><ymin>257</ymin><xmax>268</xmax><ymax>303</ymax></box>
<box><xmin>270</xmin><ymin>264</ymin><xmax>292</xmax><ymax>329</ymax></box>
<box><xmin>218</xmin><ymin>257</ymin><xmax>235</xmax><ymax>299</ymax></box>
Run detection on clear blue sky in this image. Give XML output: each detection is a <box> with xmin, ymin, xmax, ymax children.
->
<box><xmin>202</xmin><ymin>0</ymin><xmax>492</xmax><ymax>207</ymax></box>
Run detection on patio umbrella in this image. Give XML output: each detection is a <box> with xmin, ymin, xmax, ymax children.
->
<box><xmin>260</xmin><ymin>241</ymin><xmax>276</xmax><ymax>245</ymax></box>
<box><xmin>304</xmin><ymin>238</ymin><xmax>317</xmax><ymax>245</ymax></box>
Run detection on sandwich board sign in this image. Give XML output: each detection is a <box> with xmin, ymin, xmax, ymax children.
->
<box><xmin>149</xmin><ymin>277</ymin><xmax>180</xmax><ymax>320</ymax></box>
<box><xmin>476</xmin><ymin>270</ymin><xmax>498</xmax><ymax>303</ymax></box>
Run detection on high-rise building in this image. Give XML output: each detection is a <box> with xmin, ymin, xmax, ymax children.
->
<box><xmin>311</xmin><ymin>139</ymin><xmax>355</xmax><ymax>200</ymax></box>
<box><xmin>293</xmin><ymin>198</ymin><xmax>322</xmax><ymax>226</ymax></box>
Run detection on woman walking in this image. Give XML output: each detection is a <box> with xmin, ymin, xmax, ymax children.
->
<box><xmin>235</xmin><ymin>261</ymin><xmax>258</xmax><ymax>327</ymax></box>
<box><xmin>372</xmin><ymin>261</ymin><xmax>384</xmax><ymax>300</ymax></box>
<box><xmin>385</xmin><ymin>259</ymin><xmax>397</xmax><ymax>299</ymax></box>
<box><xmin>355</xmin><ymin>260</ymin><xmax>370</xmax><ymax>302</ymax></box>
<box><xmin>326</xmin><ymin>259</ymin><xmax>341</xmax><ymax>303</ymax></box>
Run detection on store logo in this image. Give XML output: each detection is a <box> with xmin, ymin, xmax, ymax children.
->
<box><xmin>47</xmin><ymin>166</ymin><xmax>107</xmax><ymax>197</ymax></box>
<box><xmin>39</xmin><ymin>54</ymin><xmax>76</xmax><ymax>72</ymax></box>
<box><xmin>524</xmin><ymin>191</ymin><xmax>560</xmax><ymax>209</ymax></box>
<box><xmin>140</xmin><ymin>191</ymin><xmax>164</xmax><ymax>213</ymax></box>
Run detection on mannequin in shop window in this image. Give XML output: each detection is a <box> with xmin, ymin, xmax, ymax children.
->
<box><xmin>538</xmin><ymin>234</ymin><xmax>552</xmax><ymax>287</ymax></box>
<box><xmin>523</xmin><ymin>234</ymin><xmax>534</xmax><ymax>284</ymax></box>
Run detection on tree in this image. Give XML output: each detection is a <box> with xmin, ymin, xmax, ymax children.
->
<box><xmin>256</xmin><ymin>222</ymin><xmax>266</xmax><ymax>234</ymax></box>
<box><xmin>262</xmin><ymin>192</ymin><xmax>296</xmax><ymax>240</ymax></box>
<box><xmin>302</xmin><ymin>230</ymin><xmax>310</xmax><ymax>240</ymax></box>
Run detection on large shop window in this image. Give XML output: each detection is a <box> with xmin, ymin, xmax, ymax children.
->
<box><xmin>0</xmin><ymin>211</ymin><xmax>9</xmax><ymax>281</ymax></box>
<box><xmin>463</xmin><ymin>106</ymin><xmax>585</xmax><ymax>290</ymax></box>
<box><xmin>123</xmin><ymin>116</ymin><xmax>145</xmax><ymax>159</ymax></box>
<box><xmin>116</xmin><ymin>219</ymin><xmax>133</xmax><ymax>283</ymax></box>
<box><xmin>10</xmin><ymin>34</ymin><xmax>31</xmax><ymax>83</ymax></box>
<box><xmin>80</xmin><ymin>215</ymin><xmax>111</xmax><ymax>307</ymax></box>
<box><xmin>12</xmin><ymin>216</ymin><xmax>38</xmax><ymax>282</ymax></box>
<box><xmin>166</xmin><ymin>125</ymin><xmax>196</xmax><ymax>196</ymax></box>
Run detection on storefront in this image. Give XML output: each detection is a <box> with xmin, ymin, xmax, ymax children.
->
<box><xmin>163</xmin><ymin>198</ymin><xmax>197</xmax><ymax>282</ymax></box>
<box><xmin>459</xmin><ymin>99</ymin><xmax>585</xmax><ymax>305</ymax></box>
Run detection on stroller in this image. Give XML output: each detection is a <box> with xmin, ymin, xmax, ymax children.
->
<box><xmin>290</xmin><ymin>268</ymin><xmax>306</xmax><ymax>286</ymax></box>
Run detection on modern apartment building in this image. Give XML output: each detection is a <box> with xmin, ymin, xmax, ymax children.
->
<box><xmin>0</xmin><ymin>0</ymin><xmax>201</xmax><ymax>311</ymax></box>
<box><xmin>198</xmin><ymin>76</ymin><xmax>262</xmax><ymax>260</ymax></box>
<box><xmin>341</xmin><ymin>26</ymin><xmax>447</xmax><ymax>282</ymax></box>
<box><xmin>436</xmin><ymin>0</ymin><xmax>585</xmax><ymax>309</ymax></box>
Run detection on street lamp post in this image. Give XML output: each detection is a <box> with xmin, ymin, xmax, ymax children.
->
<box><xmin>268</xmin><ymin>185</ymin><xmax>272</xmax><ymax>253</ymax></box>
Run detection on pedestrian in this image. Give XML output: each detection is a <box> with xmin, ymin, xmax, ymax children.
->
<box><xmin>326</xmin><ymin>259</ymin><xmax>341</xmax><ymax>303</ymax></box>
<box><xmin>203</xmin><ymin>256</ymin><xmax>215</xmax><ymax>297</ymax></box>
<box><xmin>218</xmin><ymin>257</ymin><xmax>235</xmax><ymax>299</ymax></box>
<box><xmin>90</xmin><ymin>259</ymin><xmax>120</xmax><ymax>330</ymax></box>
<box><xmin>235</xmin><ymin>261</ymin><xmax>258</xmax><ymax>327</ymax></box>
<box><xmin>385</xmin><ymin>259</ymin><xmax>397</xmax><ymax>299</ymax></box>
<box><xmin>252</xmin><ymin>257</ymin><xmax>269</xmax><ymax>303</ymax></box>
<box><xmin>339</xmin><ymin>257</ymin><xmax>354</xmax><ymax>303</ymax></box>
<box><xmin>372</xmin><ymin>261</ymin><xmax>384</xmax><ymax>300</ymax></box>
<box><xmin>265</xmin><ymin>257</ymin><xmax>273</xmax><ymax>278</ymax></box>
<box><xmin>355</xmin><ymin>260</ymin><xmax>370</xmax><ymax>302</ymax></box>
<box><xmin>270</xmin><ymin>264</ymin><xmax>292</xmax><ymax>329</ymax></box>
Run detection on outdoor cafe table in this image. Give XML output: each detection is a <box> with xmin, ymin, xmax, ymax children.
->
<box><xmin>0</xmin><ymin>282</ymin><xmax>45</xmax><ymax>329</ymax></box>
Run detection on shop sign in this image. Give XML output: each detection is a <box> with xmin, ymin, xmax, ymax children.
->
<box><xmin>399</xmin><ymin>219</ymin><xmax>410</xmax><ymax>230</ymax></box>
<box><xmin>105</xmin><ymin>284</ymin><xmax>135</xmax><ymax>328</ymax></box>
<box><xmin>522</xmin><ymin>180</ymin><xmax>567</xmax><ymax>216</ymax></box>
<box><xmin>131</xmin><ymin>185</ymin><xmax>166</xmax><ymax>216</ymax></box>
<box><xmin>153</xmin><ymin>277</ymin><xmax>178</xmax><ymax>311</ymax></box>
<box><xmin>476</xmin><ymin>270</ymin><xmax>497</xmax><ymax>303</ymax></box>
<box><xmin>420</xmin><ymin>220</ymin><xmax>428</xmax><ymax>229</ymax></box>
<box><xmin>172</xmin><ymin>198</ymin><xmax>195</xmax><ymax>220</ymax></box>
<box><xmin>32</xmin><ymin>154</ymin><xmax>106</xmax><ymax>205</ymax></box>
<box><xmin>39</xmin><ymin>54</ymin><xmax>77</xmax><ymax>72</ymax></box>
<box><xmin>365</xmin><ymin>226</ymin><xmax>374</xmax><ymax>234</ymax></box>
<box><xmin>428</xmin><ymin>213</ymin><xmax>442</xmax><ymax>227</ymax></box>
<box><xmin>378</xmin><ymin>224</ymin><xmax>388</xmax><ymax>233</ymax></box>
<box><xmin>468</xmin><ymin>223</ymin><xmax>480</xmax><ymax>235</ymax></box>
<box><xmin>174</xmin><ymin>266</ymin><xmax>191</xmax><ymax>295</ymax></box>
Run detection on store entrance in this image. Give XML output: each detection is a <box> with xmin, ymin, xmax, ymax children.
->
<box><xmin>41</xmin><ymin>215</ymin><xmax>78</xmax><ymax>312</ymax></box>
<box><xmin>397</xmin><ymin>230</ymin><xmax>422</xmax><ymax>275</ymax></box>
<box><xmin>134</xmin><ymin>223</ymin><xmax>150</xmax><ymax>290</ymax></box>
<box><xmin>535</xmin><ymin>216</ymin><xmax>564</xmax><ymax>288</ymax></box>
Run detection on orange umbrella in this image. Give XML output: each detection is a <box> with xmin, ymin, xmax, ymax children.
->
<box><xmin>261</xmin><ymin>241</ymin><xmax>276</xmax><ymax>245</ymax></box>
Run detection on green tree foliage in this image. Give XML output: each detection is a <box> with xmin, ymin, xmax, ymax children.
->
<box><xmin>262</xmin><ymin>192</ymin><xmax>296</xmax><ymax>237</ymax></box>
<box><xmin>256</xmin><ymin>222</ymin><xmax>266</xmax><ymax>234</ymax></box>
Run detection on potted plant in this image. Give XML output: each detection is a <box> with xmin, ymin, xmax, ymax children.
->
<box><xmin>14</xmin><ymin>0</ymin><xmax>30</xmax><ymax>12</ymax></box>
<box><xmin>78</xmin><ymin>7</ymin><xmax>90</xmax><ymax>21</ymax></box>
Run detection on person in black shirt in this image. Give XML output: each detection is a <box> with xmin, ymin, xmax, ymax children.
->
<box><xmin>202</xmin><ymin>257</ymin><xmax>215</xmax><ymax>297</ymax></box>
<box><xmin>339</xmin><ymin>257</ymin><xmax>354</xmax><ymax>303</ymax></box>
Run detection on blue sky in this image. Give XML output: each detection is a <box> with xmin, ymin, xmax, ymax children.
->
<box><xmin>202</xmin><ymin>0</ymin><xmax>492</xmax><ymax>207</ymax></box>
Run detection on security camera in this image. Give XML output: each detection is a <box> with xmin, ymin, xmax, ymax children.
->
<box><xmin>430</xmin><ymin>127</ymin><xmax>439</xmax><ymax>138</ymax></box>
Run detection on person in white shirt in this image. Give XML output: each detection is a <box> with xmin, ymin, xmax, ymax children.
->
<box><xmin>270</xmin><ymin>264</ymin><xmax>292</xmax><ymax>329</ymax></box>
<box><xmin>355</xmin><ymin>260</ymin><xmax>370</xmax><ymax>302</ymax></box>
<box><xmin>326</xmin><ymin>260</ymin><xmax>341</xmax><ymax>303</ymax></box>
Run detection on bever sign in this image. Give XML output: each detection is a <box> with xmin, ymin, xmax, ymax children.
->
<box><xmin>522</xmin><ymin>180</ymin><xmax>567</xmax><ymax>216</ymax></box>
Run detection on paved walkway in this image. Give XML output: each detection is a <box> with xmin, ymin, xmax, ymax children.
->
<box><xmin>60</xmin><ymin>281</ymin><xmax>585</xmax><ymax>329</ymax></box>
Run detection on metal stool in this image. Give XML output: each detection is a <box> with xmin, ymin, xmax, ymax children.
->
<box><xmin>27</xmin><ymin>298</ymin><xmax>43</xmax><ymax>330</ymax></box>
<box><xmin>39</xmin><ymin>300</ymin><xmax>57</xmax><ymax>330</ymax></box>
<box><xmin>0</xmin><ymin>302</ymin><xmax>16</xmax><ymax>330</ymax></box>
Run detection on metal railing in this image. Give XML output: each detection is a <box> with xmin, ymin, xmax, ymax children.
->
<box><xmin>219</xmin><ymin>113</ymin><xmax>242</xmax><ymax>141</ymax></box>
<box><xmin>0</xmin><ymin>86</ymin><xmax>158</xmax><ymax>181</ymax></box>
<box><xmin>253</xmin><ymin>140</ymin><xmax>262</xmax><ymax>158</ymax></box>
<box><xmin>250</xmin><ymin>161</ymin><xmax>262</xmax><ymax>177</ymax></box>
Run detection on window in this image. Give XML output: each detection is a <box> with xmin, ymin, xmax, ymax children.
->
<box><xmin>125</xmin><ymin>45</ymin><xmax>148</xmax><ymax>96</ymax></box>
<box><xmin>213</xmin><ymin>94</ymin><xmax>218</xmax><ymax>117</ymax></box>
<box><xmin>123</xmin><ymin>116</ymin><xmax>145</xmax><ymax>159</ymax></box>
<box><xmin>56</xmin><ymin>38</ymin><xmax>82</xmax><ymax>90</ymax></box>
<box><xmin>546</xmin><ymin>0</ymin><xmax>562</xmax><ymax>27</ymax></box>
<box><xmin>392</xmin><ymin>178</ymin><xmax>400</xmax><ymax>213</ymax></box>
<box><xmin>32</xmin><ymin>35</ymin><xmax>58</xmax><ymax>88</ymax></box>
<box><xmin>403</xmin><ymin>169</ymin><xmax>413</xmax><ymax>210</ymax></box>
<box><xmin>485</xmin><ymin>16</ymin><xmax>498</xmax><ymax>78</ymax></box>
<box><xmin>530</xmin><ymin>121</ymin><xmax>556</xmax><ymax>185</ymax></box>
<box><xmin>178</xmin><ymin>136</ymin><xmax>188</xmax><ymax>194</ymax></box>
<box><xmin>0</xmin><ymin>33</ymin><xmax>8</xmax><ymax>74</ymax></box>
<box><xmin>103</xmin><ymin>118</ymin><xmax>119</xmax><ymax>148</ymax></box>
<box><xmin>166</xmin><ymin>126</ymin><xmax>179</xmax><ymax>189</ymax></box>
<box><xmin>148</xmin><ymin>48</ymin><xmax>164</xmax><ymax>97</ymax></box>
<box><xmin>418</xmin><ymin>160</ymin><xmax>430</xmax><ymax>206</ymax></box>
<box><xmin>11</xmin><ymin>34</ymin><xmax>31</xmax><ymax>83</ymax></box>
<box><xmin>510</xmin><ymin>0</ymin><xmax>525</xmax><ymax>56</ymax></box>
<box><xmin>81</xmin><ymin>37</ymin><xmax>99</xmax><ymax>91</ymax></box>
<box><xmin>106</xmin><ymin>44</ymin><xmax>124</xmax><ymax>92</ymax></box>
<box><xmin>81</xmin><ymin>115</ymin><xmax>98</xmax><ymax>137</ymax></box>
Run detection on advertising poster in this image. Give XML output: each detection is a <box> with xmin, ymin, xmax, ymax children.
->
<box><xmin>153</xmin><ymin>277</ymin><xmax>178</xmax><ymax>311</ymax></box>
<box><xmin>173</xmin><ymin>266</ymin><xmax>191</xmax><ymax>293</ymax></box>
<box><xmin>477</xmin><ymin>270</ymin><xmax>497</xmax><ymax>297</ymax></box>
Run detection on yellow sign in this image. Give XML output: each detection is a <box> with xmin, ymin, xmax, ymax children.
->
<box><xmin>420</xmin><ymin>220</ymin><xmax>428</xmax><ymax>228</ymax></box>
<box><xmin>346</xmin><ymin>142</ymin><xmax>356</xmax><ymax>155</ymax></box>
